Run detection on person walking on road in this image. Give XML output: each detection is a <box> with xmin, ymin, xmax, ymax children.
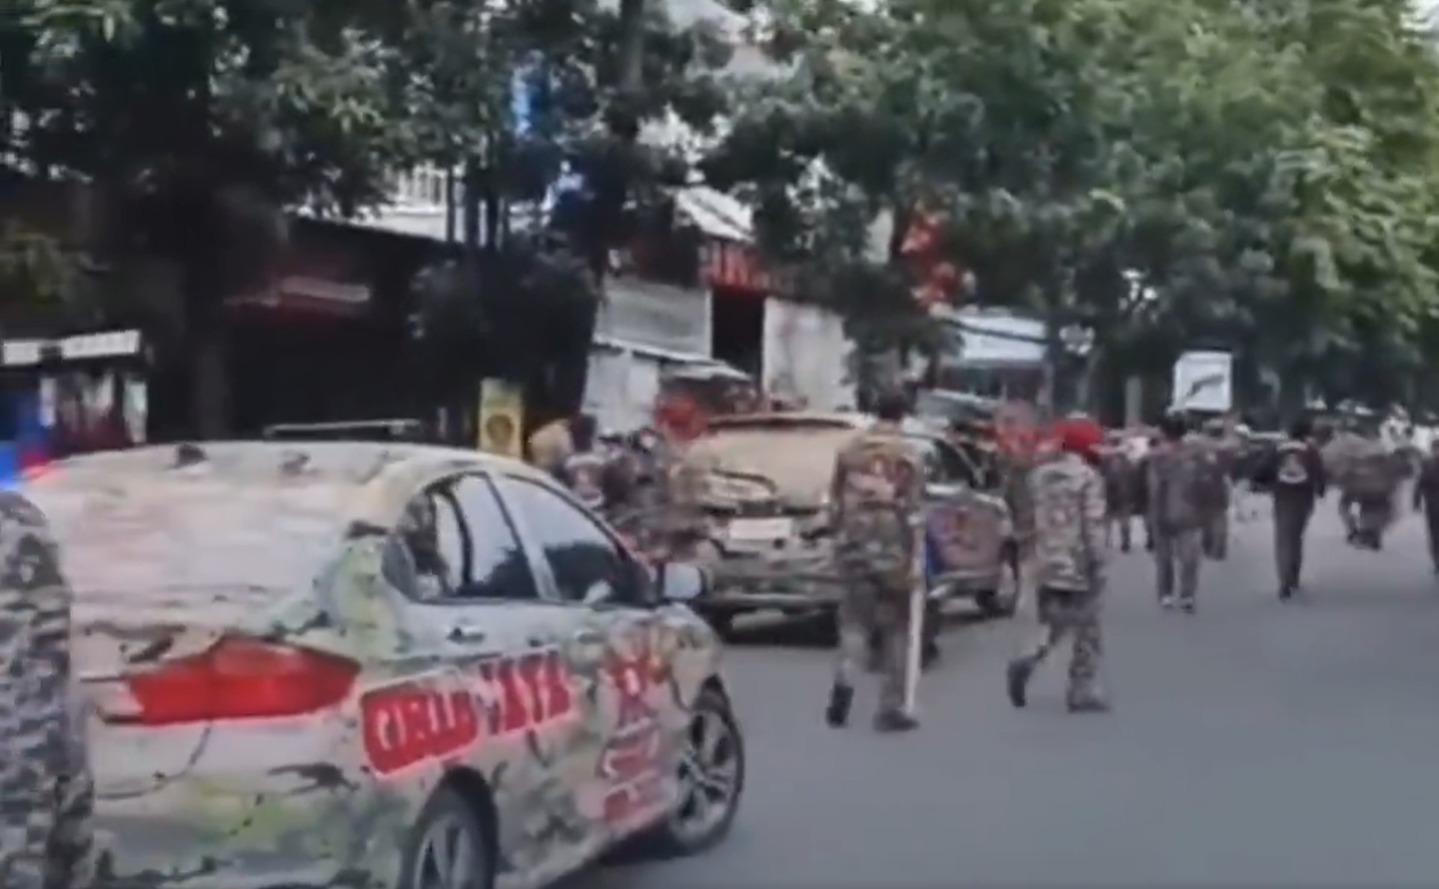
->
<box><xmin>825</xmin><ymin>392</ymin><xmax>925</xmax><ymax>733</ymax></box>
<box><xmin>1258</xmin><ymin>417</ymin><xmax>1327</xmax><ymax>599</ymax></box>
<box><xmin>1100</xmin><ymin>438</ymin><xmax>1140</xmax><ymax>552</ymax></box>
<box><xmin>557</xmin><ymin>414</ymin><xmax>607</xmax><ymax>511</ymax></box>
<box><xmin>1199</xmin><ymin>418</ymin><xmax>1239</xmax><ymax>560</ymax></box>
<box><xmin>1005</xmin><ymin>417</ymin><xmax>1109</xmax><ymax>713</ymax></box>
<box><xmin>1413</xmin><ymin>438</ymin><xmax>1439</xmax><ymax>573</ymax></box>
<box><xmin>0</xmin><ymin>491</ymin><xmax>95</xmax><ymax>889</ymax></box>
<box><xmin>1339</xmin><ymin>423</ymin><xmax>1399</xmax><ymax>549</ymax></box>
<box><xmin>1147</xmin><ymin>412</ymin><xmax>1212</xmax><ymax>612</ymax></box>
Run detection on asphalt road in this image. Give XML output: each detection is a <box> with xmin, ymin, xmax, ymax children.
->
<box><xmin>576</xmin><ymin>495</ymin><xmax>1439</xmax><ymax>887</ymax></box>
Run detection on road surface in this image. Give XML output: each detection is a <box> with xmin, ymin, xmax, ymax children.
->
<box><xmin>576</xmin><ymin>497</ymin><xmax>1439</xmax><ymax>886</ymax></box>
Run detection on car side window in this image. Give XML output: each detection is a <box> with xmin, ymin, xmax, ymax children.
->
<box><xmin>907</xmin><ymin>438</ymin><xmax>948</xmax><ymax>484</ymax></box>
<box><xmin>494</xmin><ymin>475</ymin><xmax>646</xmax><ymax>606</ymax></box>
<box><xmin>392</xmin><ymin>474</ymin><xmax>538</xmax><ymax>602</ymax></box>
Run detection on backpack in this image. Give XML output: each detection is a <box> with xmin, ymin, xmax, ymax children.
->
<box><xmin>1274</xmin><ymin>443</ymin><xmax>1310</xmax><ymax>487</ymax></box>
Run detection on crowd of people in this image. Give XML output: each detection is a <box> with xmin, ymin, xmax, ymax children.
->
<box><xmin>527</xmin><ymin>395</ymin><xmax>1435</xmax><ymax>730</ymax></box>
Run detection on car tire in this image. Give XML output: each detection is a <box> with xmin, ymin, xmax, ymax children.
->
<box><xmin>638</xmin><ymin>686</ymin><xmax>745</xmax><ymax>858</ymax></box>
<box><xmin>397</xmin><ymin>784</ymin><xmax>495</xmax><ymax>889</ymax></box>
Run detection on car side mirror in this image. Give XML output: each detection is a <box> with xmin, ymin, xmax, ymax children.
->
<box><xmin>655</xmin><ymin>561</ymin><xmax>708</xmax><ymax>603</ymax></box>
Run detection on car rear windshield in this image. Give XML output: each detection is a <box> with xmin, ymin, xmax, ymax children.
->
<box><xmin>28</xmin><ymin>472</ymin><xmax>352</xmax><ymax>599</ymax></box>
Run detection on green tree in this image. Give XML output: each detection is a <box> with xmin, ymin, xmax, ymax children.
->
<box><xmin>2</xmin><ymin>0</ymin><xmax>419</xmax><ymax>435</ymax></box>
<box><xmin>398</xmin><ymin>0</ymin><xmax>736</xmax><ymax>424</ymax></box>
<box><xmin>706</xmin><ymin>0</ymin><xmax>1439</xmax><ymax>416</ymax></box>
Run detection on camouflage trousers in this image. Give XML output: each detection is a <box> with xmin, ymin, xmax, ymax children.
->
<box><xmin>833</xmin><ymin>570</ymin><xmax>912</xmax><ymax>718</ymax></box>
<box><xmin>1202</xmin><ymin>507</ymin><xmax>1229</xmax><ymax>561</ymax></box>
<box><xmin>1340</xmin><ymin>491</ymin><xmax>1394</xmax><ymax>546</ymax></box>
<box><xmin>1153</xmin><ymin>527</ymin><xmax>1203</xmax><ymax>603</ymax></box>
<box><xmin>0</xmin><ymin>761</ymin><xmax>95</xmax><ymax>889</ymax></box>
<box><xmin>1019</xmin><ymin>587</ymin><xmax>1102</xmax><ymax>697</ymax></box>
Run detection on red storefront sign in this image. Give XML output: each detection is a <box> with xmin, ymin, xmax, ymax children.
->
<box><xmin>702</xmin><ymin>240</ymin><xmax>771</xmax><ymax>295</ymax></box>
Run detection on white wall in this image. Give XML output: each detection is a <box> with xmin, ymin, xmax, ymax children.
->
<box><xmin>762</xmin><ymin>299</ymin><xmax>854</xmax><ymax>409</ymax></box>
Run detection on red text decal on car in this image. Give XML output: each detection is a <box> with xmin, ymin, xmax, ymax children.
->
<box><xmin>361</xmin><ymin>649</ymin><xmax>575</xmax><ymax>777</ymax></box>
<box><xmin>598</xmin><ymin>637</ymin><xmax>671</xmax><ymax>824</ymax></box>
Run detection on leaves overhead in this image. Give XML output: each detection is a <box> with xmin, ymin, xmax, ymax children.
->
<box><xmin>705</xmin><ymin>0</ymin><xmax>1439</xmax><ymax>409</ymax></box>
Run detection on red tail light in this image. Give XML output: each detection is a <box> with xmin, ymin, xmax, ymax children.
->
<box><xmin>119</xmin><ymin>637</ymin><xmax>359</xmax><ymax>726</ymax></box>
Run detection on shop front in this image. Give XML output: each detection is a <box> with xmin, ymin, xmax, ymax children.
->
<box><xmin>584</xmin><ymin>276</ymin><xmax>714</xmax><ymax>433</ymax></box>
<box><xmin>223</xmin><ymin>219</ymin><xmax>422</xmax><ymax>435</ymax></box>
<box><xmin>0</xmin><ymin>329</ymin><xmax>150</xmax><ymax>468</ymax></box>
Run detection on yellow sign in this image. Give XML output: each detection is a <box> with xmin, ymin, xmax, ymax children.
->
<box><xmin>477</xmin><ymin>379</ymin><xmax>524</xmax><ymax>457</ymax></box>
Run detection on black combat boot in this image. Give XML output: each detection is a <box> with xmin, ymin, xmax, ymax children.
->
<box><xmin>873</xmin><ymin>710</ymin><xmax>919</xmax><ymax>732</ymax></box>
<box><xmin>825</xmin><ymin>683</ymin><xmax>854</xmax><ymax>728</ymax></box>
<box><xmin>1006</xmin><ymin>657</ymin><xmax>1034</xmax><ymax>708</ymax></box>
<box><xmin>1278</xmin><ymin>583</ymin><xmax>1294</xmax><ymax>600</ymax></box>
<box><xmin>921</xmin><ymin>638</ymin><xmax>941</xmax><ymax>671</ymax></box>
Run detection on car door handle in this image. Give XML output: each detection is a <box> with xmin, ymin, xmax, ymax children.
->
<box><xmin>448</xmin><ymin>625</ymin><xmax>486</xmax><ymax>643</ymax></box>
<box><xmin>572</xmin><ymin>629</ymin><xmax>605</xmax><ymax>645</ymax></box>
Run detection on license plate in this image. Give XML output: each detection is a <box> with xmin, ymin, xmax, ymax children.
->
<box><xmin>726</xmin><ymin>518</ymin><xmax>793</xmax><ymax>542</ymax></box>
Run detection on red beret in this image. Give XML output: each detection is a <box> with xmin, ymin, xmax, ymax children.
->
<box><xmin>1058</xmin><ymin>417</ymin><xmax>1104</xmax><ymax>456</ymax></box>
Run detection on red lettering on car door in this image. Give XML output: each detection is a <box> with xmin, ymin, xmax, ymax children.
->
<box><xmin>360</xmin><ymin>682</ymin><xmax>480</xmax><ymax>778</ymax></box>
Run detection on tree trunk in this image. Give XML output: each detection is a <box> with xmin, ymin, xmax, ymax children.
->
<box><xmin>617</xmin><ymin>0</ymin><xmax>646</xmax><ymax>94</ymax></box>
<box><xmin>182</xmin><ymin>253</ymin><xmax>230</xmax><ymax>439</ymax></box>
<box><xmin>191</xmin><ymin>320</ymin><xmax>229</xmax><ymax>438</ymax></box>
<box><xmin>545</xmin><ymin>0</ymin><xmax>644</xmax><ymax>422</ymax></box>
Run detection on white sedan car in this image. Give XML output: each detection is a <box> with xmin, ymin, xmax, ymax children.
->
<box><xmin>27</xmin><ymin>441</ymin><xmax>744</xmax><ymax>889</ymax></box>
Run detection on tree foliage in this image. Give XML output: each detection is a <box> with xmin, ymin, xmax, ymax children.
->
<box><xmin>2</xmin><ymin>0</ymin><xmax>737</xmax><ymax>432</ymax></box>
<box><xmin>706</xmin><ymin>0</ymin><xmax>1439</xmax><ymax>413</ymax></box>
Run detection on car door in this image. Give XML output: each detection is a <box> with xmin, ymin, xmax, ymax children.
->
<box><xmin>491</xmin><ymin>472</ymin><xmax>689</xmax><ymax>842</ymax></box>
<box><xmin>381</xmin><ymin>472</ymin><xmax>605</xmax><ymax>881</ymax></box>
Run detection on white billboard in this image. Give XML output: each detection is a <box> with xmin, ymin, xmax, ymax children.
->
<box><xmin>1171</xmin><ymin>350</ymin><xmax>1233</xmax><ymax>413</ymax></box>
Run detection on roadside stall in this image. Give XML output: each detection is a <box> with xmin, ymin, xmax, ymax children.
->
<box><xmin>0</xmin><ymin>329</ymin><xmax>149</xmax><ymax>463</ymax></box>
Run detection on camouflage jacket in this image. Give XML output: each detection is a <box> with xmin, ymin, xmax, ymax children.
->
<box><xmin>828</xmin><ymin>422</ymin><xmax>925</xmax><ymax>583</ymax></box>
<box><xmin>1030</xmin><ymin>452</ymin><xmax>1107</xmax><ymax>593</ymax></box>
<box><xmin>1342</xmin><ymin>440</ymin><xmax>1398</xmax><ymax>500</ymax></box>
<box><xmin>0</xmin><ymin>491</ymin><xmax>94</xmax><ymax>889</ymax></box>
<box><xmin>1146</xmin><ymin>436</ymin><xmax>1215</xmax><ymax>531</ymax></box>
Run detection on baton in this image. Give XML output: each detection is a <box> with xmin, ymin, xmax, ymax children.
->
<box><xmin>901</xmin><ymin>519</ymin><xmax>926</xmax><ymax>718</ymax></box>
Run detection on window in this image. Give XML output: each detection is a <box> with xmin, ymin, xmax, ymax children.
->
<box><xmin>392</xmin><ymin>474</ymin><xmax>537</xmax><ymax>602</ymax></box>
<box><xmin>495</xmin><ymin>476</ymin><xmax>646</xmax><ymax>606</ymax></box>
<box><xmin>908</xmin><ymin>436</ymin><xmax>983</xmax><ymax>488</ymax></box>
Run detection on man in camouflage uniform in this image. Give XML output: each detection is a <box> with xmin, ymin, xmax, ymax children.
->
<box><xmin>0</xmin><ymin>491</ymin><xmax>95</xmax><ymax>889</ymax></box>
<box><xmin>1147</xmin><ymin>412</ymin><xmax>1213</xmax><ymax>612</ymax></box>
<box><xmin>1100</xmin><ymin>438</ymin><xmax>1140</xmax><ymax>552</ymax></box>
<box><xmin>1199</xmin><ymin>418</ymin><xmax>1240</xmax><ymax>560</ymax></box>
<box><xmin>1338</xmin><ymin>423</ymin><xmax>1399</xmax><ymax>549</ymax></box>
<box><xmin>825</xmin><ymin>392</ymin><xmax>924</xmax><ymax>732</ymax></box>
<box><xmin>1005</xmin><ymin>417</ymin><xmax>1109</xmax><ymax>713</ymax></box>
<box><xmin>1413</xmin><ymin>438</ymin><xmax>1439</xmax><ymax>573</ymax></box>
<box><xmin>998</xmin><ymin>447</ymin><xmax>1040</xmax><ymax>610</ymax></box>
<box><xmin>1323</xmin><ymin>419</ymin><xmax>1365</xmax><ymax>533</ymax></box>
<box><xmin>557</xmin><ymin>414</ymin><xmax>607</xmax><ymax>511</ymax></box>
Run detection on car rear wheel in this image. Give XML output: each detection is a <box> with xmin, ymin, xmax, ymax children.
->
<box><xmin>642</xmin><ymin>686</ymin><xmax>745</xmax><ymax>856</ymax></box>
<box><xmin>398</xmin><ymin>785</ymin><xmax>494</xmax><ymax>889</ymax></box>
